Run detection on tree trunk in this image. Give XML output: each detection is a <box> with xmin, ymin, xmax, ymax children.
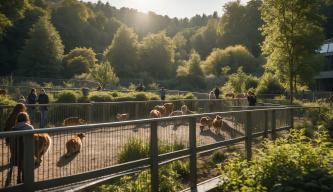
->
<box><xmin>289</xmin><ymin>59</ymin><xmax>294</xmax><ymax>104</ymax></box>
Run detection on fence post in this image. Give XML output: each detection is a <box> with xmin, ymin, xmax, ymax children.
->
<box><xmin>271</xmin><ymin>110</ymin><xmax>277</xmax><ymax>140</ymax></box>
<box><xmin>23</xmin><ymin>134</ymin><xmax>35</xmax><ymax>192</ymax></box>
<box><xmin>135</xmin><ymin>103</ymin><xmax>139</xmax><ymax>119</ymax></box>
<box><xmin>150</xmin><ymin>121</ymin><xmax>158</xmax><ymax>192</ymax></box>
<box><xmin>245</xmin><ymin>111</ymin><xmax>252</xmax><ymax>161</ymax></box>
<box><xmin>189</xmin><ymin>117</ymin><xmax>197</xmax><ymax>192</ymax></box>
<box><xmin>264</xmin><ymin>110</ymin><xmax>268</xmax><ymax>138</ymax></box>
<box><xmin>88</xmin><ymin>103</ymin><xmax>93</xmax><ymax>123</ymax></box>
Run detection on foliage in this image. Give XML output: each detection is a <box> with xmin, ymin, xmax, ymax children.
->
<box><xmin>177</xmin><ymin>50</ymin><xmax>203</xmax><ymax>77</ymax></box>
<box><xmin>17</xmin><ymin>16</ymin><xmax>64</xmax><ymax>77</ymax></box>
<box><xmin>256</xmin><ymin>72</ymin><xmax>284</xmax><ymax>94</ymax></box>
<box><xmin>211</xmin><ymin>150</ymin><xmax>227</xmax><ymax>164</ymax></box>
<box><xmin>90</xmin><ymin>61</ymin><xmax>119</xmax><ymax>88</ymax></box>
<box><xmin>55</xmin><ymin>90</ymin><xmax>81</xmax><ymax>103</ymax></box>
<box><xmin>218</xmin><ymin>129</ymin><xmax>333</xmax><ymax>191</ymax></box>
<box><xmin>139</xmin><ymin>32</ymin><xmax>175</xmax><ymax>80</ymax></box>
<box><xmin>104</xmin><ymin>25</ymin><xmax>139</xmax><ymax>78</ymax></box>
<box><xmin>261</xmin><ymin>0</ymin><xmax>325</xmax><ymax>103</ymax></box>
<box><xmin>64</xmin><ymin>56</ymin><xmax>90</xmax><ymax>77</ymax></box>
<box><xmin>117</xmin><ymin>138</ymin><xmax>149</xmax><ymax>163</ymax></box>
<box><xmin>0</xmin><ymin>96</ymin><xmax>16</xmax><ymax>105</ymax></box>
<box><xmin>166</xmin><ymin>93</ymin><xmax>197</xmax><ymax>100</ymax></box>
<box><xmin>88</xmin><ymin>91</ymin><xmax>113</xmax><ymax>102</ymax></box>
<box><xmin>201</xmin><ymin>45</ymin><xmax>262</xmax><ymax>77</ymax></box>
<box><xmin>221</xmin><ymin>67</ymin><xmax>258</xmax><ymax>93</ymax></box>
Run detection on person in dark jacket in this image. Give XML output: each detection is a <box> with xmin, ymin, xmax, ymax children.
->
<box><xmin>37</xmin><ymin>89</ymin><xmax>49</xmax><ymax>128</ymax></box>
<box><xmin>214</xmin><ymin>87</ymin><xmax>220</xmax><ymax>99</ymax></box>
<box><xmin>10</xmin><ymin>112</ymin><xmax>34</xmax><ymax>183</ymax></box>
<box><xmin>247</xmin><ymin>91</ymin><xmax>257</xmax><ymax>106</ymax></box>
<box><xmin>27</xmin><ymin>89</ymin><xmax>37</xmax><ymax>123</ymax></box>
<box><xmin>159</xmin><ymin>87</ymin><xmax>166</xmax><ymax>100</ymax></box>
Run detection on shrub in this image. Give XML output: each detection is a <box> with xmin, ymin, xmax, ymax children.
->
<box><xmin>134</xmin><ymin>92</ymin><xmax>149</xmax><ymax>101</ymax></box>
<box><xmin>171</xmin><ymin>160</ymin><xmax>190</xmax><ymax>181</ymax></box>
<box><xmin>0</xmin><ymin>96</ymin><xmax>16</xmax><ymax>105</ymax></box>
<box><xmin>88</xmin><ymin>91</ymin><xmax>113</xmax><ymax>102</ymax></box>
<box><xmin>117</xmin><ymin>138</ymin><xmax>149</xmax><ymax>163</ymax></box>
<box><xmin>166</xmin><ymin>93</ymin><xmax>197</xmax><ymax>100</ymax></box>
<box><xmin>55</xmin><ymin>90</ymin><xmax>80</xmax><ymax>103</ymax></box>
<box><xmin>256</xmin><ymin>73</ymin><xmax>284</xmax><ymax>94</ymax></box>
<box><xmin>218</xmin><ymin>129</ymin><xmax>333</xmax><ymax>191</ymax></box>
<box><xmin>211</xmin><ymin>150</ymin><xmax>227</xmax><ymax>164</ymax></box>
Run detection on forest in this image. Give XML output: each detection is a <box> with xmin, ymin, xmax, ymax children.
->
<box><xmin>0</xmin><ymin>0</ymin><xmax>333</xmax><ymax>94</ymax></box>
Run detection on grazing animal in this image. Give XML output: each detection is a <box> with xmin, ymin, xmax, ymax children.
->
<box><xmin>65</xmin><ymin>133</ymin><xmax>85</xmax><ymax>158</ymax></box>
<box><xmin>116</xmin><ymin>113</ymin><xmax>129</xmax><ymax>121</ymax></box>
<box><xmin>212</xmin><ymin>115</ymin><xmax>223</xmax><ymax>135</ymax></box>
<box><xmin>153</xmin><ymin>105</ymin><xmax>166</xmax><ymax>116</ymax></box>
<box><xmin>200</xmin><ymin>116</ymin><xmax>213</xmax><ymax>132</ymax></box>
<box><xmin>225</xmin><ymin>92</ymin><xmax>235</xmax><ymax>99</ymax></box>
<box><xmin>150</xmin><ymin>109</ymin><xmax>161</xmax><ymax>118</ymax></box>
<box><xmin>0</xmin><ymin>89</ymin><xmax>6</xmax><ymax>96</ymax></box>
<box><xmin>163</xmin><ymin>103</ymin><xmax>174</xmax><ymax>115</ymax></box>
<box><xmin>209</xmin><ymin>91</ymin><xmax>216</xmax><ymax>100</ymax></box>
<box><xmin>34</xmin><ymin>133</ymin><xmax>51</xmax><ymax>167</ymax></box>
<box><xmin>63</xmin><ymin>117</ymin><xmax>87</xmax><ymax>126</ymax></box>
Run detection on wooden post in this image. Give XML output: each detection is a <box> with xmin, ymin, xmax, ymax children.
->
<box><xmin>150</xmin><ymin>122</ymin><xmax>158</xmax><ymax>192</ymax></box>
<box><xmin>264</xmin><ymin>110</ymin><xmax>268</xmax><ymax>138</ymax></box>
<box><xmin>23</xmin><ymin>134</ymin><xmax>35</xmax><ymax>192</ymax></box>
<box><xmin>271</xmin><ymin>110</ymin><xmax>277</xmax><ymax>140</ymax></box>
<box><xmin>245</xmin><ymin>111</ymin><xmax>252</xmax><ymax>161</ymax></box>
<box><xmin>189</xmin><ymin>117</ymin><xmax>197</xmax><ymax>192</ymax></box>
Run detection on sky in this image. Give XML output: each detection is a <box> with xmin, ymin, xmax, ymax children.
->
<box><xmin>83</xmin><ymin>0</ymin><xmax>250</xmax><ymax>18</ymax></box>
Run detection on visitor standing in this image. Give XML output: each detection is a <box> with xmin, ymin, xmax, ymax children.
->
<box><xmin>27</xmin><ymin>89</ymin><xmax>37</xmax><ymax>123</ymax></box>
<box><xmin>213</xmin><ymin>87</ymin><xmax>220</xmax><ymax>99</ymax></box>
<box><xmin>11</xmin><ymin>112</ymin><xmax>34</xmax><ymax>183</ymax></box>
<box><xmin>38</xmin><ymin>89</ymin><xmax>49</xmax><ymax>128</ymax></box>
<box><xmin>247</xmin><ymin>91</ymin><xmax>257</xmax><ymax>106</ymax></box>
<box><xmin>159</xmin><ymin>87</ymin><xmax>166</xmax><ymax>100</ymax></box>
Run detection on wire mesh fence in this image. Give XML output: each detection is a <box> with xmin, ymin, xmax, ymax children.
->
<box><xmin>0</xmin><ymin>107</ymin><xmax>311</xmax><ymax>191</ymax></box>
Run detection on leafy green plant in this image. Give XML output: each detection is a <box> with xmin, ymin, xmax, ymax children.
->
<box><xmin>88</xmin><ymin>91</ymin><xmax>113</xmax><ymax>102</ymax></box>
<box><xmin>117</xmin><ymin>138</ymin><xmax>149</xmax><ymax>163</ymax></box>
<box><xmin>0</xmin><ymin>96</ymin><xmax>16</xmax><ymax>105</ymax></box>
<box><xmin>55</xmin><ymin>90</ymin><xmax>80</xmax><ymax>103</ymax></box>
<box><xmin>211</xmin><ymin>150</ymin><xmax>227</xmax><ymax>164</ymax></box>
<box><xmin>218</xmin><ymin>129</ymin><xmax>333</xmax><ymax>192</ymax></box>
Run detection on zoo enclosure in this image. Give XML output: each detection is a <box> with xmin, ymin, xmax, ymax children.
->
<box><xmin>0</xmin><ymin>106</ymin><xmax>317</xmax><ymax>192</ymax></box>
<box><xmin>0</xmin><ymin>99</ymin><xmax>252</xmax><ymax>130</ymax></box>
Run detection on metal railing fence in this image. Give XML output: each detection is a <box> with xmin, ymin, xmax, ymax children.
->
<box><xmin>0</xmin><ymin>106</ymin><xmax>318</xmax><ymax>192</ymax></box>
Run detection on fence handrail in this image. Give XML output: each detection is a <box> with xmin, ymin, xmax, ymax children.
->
<box><xmin>0</xmin><ymin>106</ymin><xmax>312</xmax><ymax>137</ymax></box>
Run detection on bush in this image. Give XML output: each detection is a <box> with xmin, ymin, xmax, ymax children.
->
<box><xmin>55</xmin><ymin>90</ymin><xmax>80</xmax><ymax>103</ymax></box>
<box><xmin>0</xmin><ymin>96</ymin><xmax>16</xmax><ymax>105</ymax></box>
<box><xmin>256</xmin><ymin>73</ymin><xmax>284</xmax><ymax>94</ymax></box>
<box><xmin>134</xmin><ymin>92</ymin><xmax>149</xmax><ymax>101</ymax></box>
<box><xmin>166</xmin><ymin>93</ymin><xmax>197</xmax><ymax>100</ymax></box>
<box><xmin>171</xmin><ymin>160</ymin><xmax>190</xmax><ymax>181</ymax></box>
<box><xmin>88</xmin><ymin>91</ymin><xmax>113</xmax><ymax>102</ymax></box>
<box><xmin>211</xmin><ymin>150</ymin><xmax>227</xmax><ymax>164</ymax></box>
<box><xmin>218</xmin><ymin>129</ymin><xmax>333</xmax><ymax>192</ymax></box>
<box><xmin>118</xmin><ymin>138</ymin><xmax>149</xmax><ymax>163</ymax></box>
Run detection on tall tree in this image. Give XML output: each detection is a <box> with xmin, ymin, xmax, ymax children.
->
<box><xmin>139</xmin><ymin>32</ymin><xmax>175</xmax><ymax>79</ymax></box>
<box><xmin>104</xmin><ymin>25</ymin><xmax>139</xmax><ymax>78</ymax></box>
<box><xmin>261</xmin><ymin>0</ymin><xmax>325</xmax><ymax>103</ymax></box>
<box><xmin>90</xmin><ymin>61</ymin><xmax>119</xmax><ymax>88</ymax></box>
<box><xmin>17</xmin><ymin>16</ymin><xmax>64</xmax><ymax>77</ymax></box>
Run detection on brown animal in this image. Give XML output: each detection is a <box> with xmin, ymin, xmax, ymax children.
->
<box><xmin>150</xmin><ymin>109</ymin><xmax>161</xmax><ymax>118</ymax></box>
<box><xmin>63</xmin><ymin>117</ymin><xmax>87</xmax><ymax>126</ymax></box>
<box><xmin>153</xmin><ymin>105</ymin><xmax>166</xmax><ymax>116</ymax></box>
<box><xmin>34</xmin><ymin>133</ymin><xmax>51</xmax><ymax>167</ymax></box>
<box><xmin>225</xmin><ymin>92</ymin><xmax>235</xmax><ymax>99</ymax></box>
<box><xmin>163</xmin><ymin>103</ymin><xmax>174</xmax><ymax>115</ymax></box>
<box><xmin>65</xmin><ymin>133</ymin><xmax>85</xmax><ymax>158</ymax></box>
<box><xmin>200</xmin><ymin>116</ymin><xmax>213</xmax><ymax>132</ymax></box>
<box><xmin>116</xmin><ymin>113</ymin><xmax>129</xmax><ymax>121</ymax></box>
<box><xmin>212</xmin><ymin>115</ymin><xmax>223</xmax><ymax>135</ymax></box>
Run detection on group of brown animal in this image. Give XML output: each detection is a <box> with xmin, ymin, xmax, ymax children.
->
<box><xmin>149</xmin><ymin>103</ymin><xmax>195</xmax><ymax>118</ymax></box>
<box><xmin>199</xmin><ymin>115</ymin><xmax>224</xmax><ymax>136</ymax></box>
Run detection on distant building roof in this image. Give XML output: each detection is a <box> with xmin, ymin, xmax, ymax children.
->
<box><xmin>319</xmin><ymin>38</ymin><xmax>333</xmax><ymax>55</ymax></box>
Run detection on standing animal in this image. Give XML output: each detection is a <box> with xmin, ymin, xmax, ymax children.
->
<box><xmin>34</xmin><ymin>133</ymin><xmax>51</xmax><ymax>167</ymax></box>
<box><xmin>116</xmin><ymin>113</ymin><xmax>129</xmax><ymax>121</ymax></box>
<box><xmin>200</xmin><ymin>116</ymin><xmax>213</xmax><ymax>132</ymax></box>
<box><xmin>163</xmin><ymin>103</ymin><xmax>174</xmax><ymax>115</ymax></box>
<box><xmin>150</xmin><ymin>109</ymin><xmax>161</xmax><ymax>118</ymax></box>
<box><xmin>63</xmin><ymin>117</ymin><xmax>87</xmax><ymax>126</ymax></box>
<box><xmin>212</xmin><ymin>115</ymin><xmax>223</xmax><ymax>135</ymax></box>
<box><xmin>225</xmin><ymin>92</ymin><xmax>235</xmax><ymax>99</ymax></box>
<box><xmin>153</xmin><ymin>105</ymin><xmax>166</xmax><ymax>116</ymax></box>
<box><xmin>209</xmin><ymin>91</ymin><xmax>216</xmax><ymax>100</ymax></box>
<box><xmin>65</xmin><ymin>133</ymin><xmax>85</xmax><ymax>158</ymax></box>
